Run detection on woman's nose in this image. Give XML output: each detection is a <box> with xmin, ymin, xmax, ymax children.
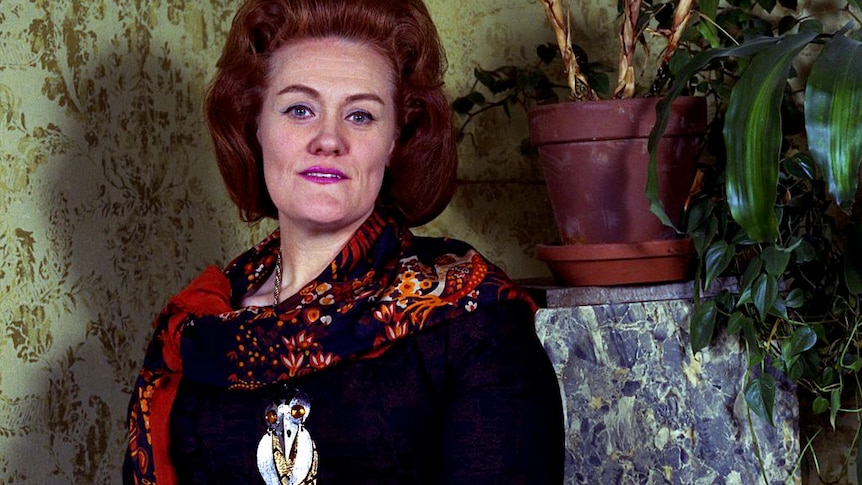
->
<box><xmin>309</xmin><ymin>115</ymin><xmax>346</xmax><ymax>156</ymax></box>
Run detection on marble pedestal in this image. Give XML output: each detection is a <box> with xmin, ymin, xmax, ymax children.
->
<box><xmin>530</xmin><ymin>282</ymin><xmax>800</xmax><ymax>485</ymax></box>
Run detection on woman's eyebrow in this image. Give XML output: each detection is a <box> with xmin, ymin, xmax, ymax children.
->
<box><xmin>276</xmin><ymin>84</ymin><xmax>319</xmax><ymax>98</ymax></box>
<box><xmin>276</xmin><ymin>84</ymin><xmax>386</xmax><ymax>105</ymax></box>
<box><xmin>345</xmin><ymin>93</ymin><xmax>386</xmax><ymax>105</ymax></box>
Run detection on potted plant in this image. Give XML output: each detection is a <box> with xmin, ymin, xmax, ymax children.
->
<box><xmin>650</xmin><ymin>0</ymin><xmax>862</xmax><ymax>480</ymax></box>
<box><xmin>454</xmin><ymin>0</ymin><xmax>711</xmax><ymax>286</ymax></box>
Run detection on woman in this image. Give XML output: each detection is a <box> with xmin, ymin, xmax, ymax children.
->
<box><xmin>123</xmin><ymin>0</ymin><xmax>564</xmax><ymax>484</ymax></box>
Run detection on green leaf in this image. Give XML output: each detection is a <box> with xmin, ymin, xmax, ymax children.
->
<box><xmin>777</xmin><ymin>16</ymin><xmax>798</xmax><ymax>35</ymax></box>
<box><xmin>761</xmin><ymin>245</ymin><xmax>791</xmax><ymax>276</ymax></box>
<box><xmin>668</xmin><ymin>50</ymin><xmax>693</xmax><ymax>79</ymax></box>
<box><xmin>801</xmin><ymin>355</ymin><xmax>821</xmax><ymax>381</ymax></box>
<box><xmin>731</xmin><ymin>229</ymin><xmax>758</xmax><ymax>246</ymax></box>
<box><xmin>692</xmin><ymin>217</ymin><xmax>719</xmax><ymax>258</ymax></box>
<box><xmin>698</xmin><ymin>0</ymin><xmax>719</xmax><ymax>22</ymax></box>
<box><xmin>685</xmin><ymin>197</ymin><xmax>713</xmax><ymax>234</ymax></box>
<box><xmin>740</xmin><ymin>257</ymin><xmax>763</xmax><ymax>293</ymax></box>
<box><xmin>844</xmin><ymin>223</ymin><xmax>862</xmax><ymax>295</ymax></box>
<box><xmin>793</xmin><ymin>240</ymin><xmax>817</xmax><ymax>263</ymax></box>
<box><xmin>757</xmin><ymin>0</ymin><xmax>777</xmax><ymax>12</ymax></box>
<box><xmin>648</xmin><ymin>36</ymin><xmax>784</xmax><ymax>227</ymax></box>
<box><xmin>727</xmin><ymin>311</ymin><xmax>751</xmax><ymax>334</ymax></box>
<box><xmin>690</xmin><ymin>300</ymin><xmax>717</xmax><ymax>354</ymax></box>
<box><xmin>841</xmin><ymin>353</ymin><xmax>860</xmax><ymax>369</ymax></box>
<box><xmin>745</xmin><ymin>373</ymin><xmax>776</xmax><ymax>426</ymax></box>
<box><xmin>752</xmin><ymin>273</ymin><xmax>779</xmax><ymax>321</ymax></box>
<box><xmin>536</xmin><ymin>43</ymin><xmax>557</xmax><ymax>64</ymax></box>
<box><xmin>474</xmin><ymin>68</ymin><xmax>498</xmax><ymax>92</ymax></box>
<box><xmin>452</xmin><ymin>96</ymin><xmax>475</xmax><ymax>115</ymax></box>
<box><xmin>798</xmin><ymin>19</ymin><xmax>824</xmax><ymax>35</ymax></box>
<box><xmin>805</xmin><ymin>33</ymin><xmax>862</xmax><ymax>210</ymax></box>
<box><xmin>782</xmin><ymin>236</ymin><xmax>806</xmax><ymax>253</ymax></box>
<box><xmin>812</xmin><ymin>396</ymin><xmax>829</xmax><ymax>415</ymax></box>
<box><xmin>589</xmin><ymin>72</ymin><xmax>611</xmax><ymax>98</ymax></box>
<box><xmin>697</xmin><ymin>22</ymin><xmax>722</xmax><ymax>49</ymax></box>
<box><xmin>784</xmin><ymin>288</ymin><xmax>805</xmax><ymax>308</ymax></box>
<box><xmin>696</xmin><ymin>0</ymin><xmax>721</xmax><ymax>48</ymax></box>
<box><xmin>785</xmin><ymin>326</ymin><xmax>817</xmax><ymax>356</ymax></box>
<box><xmin>748</xmin><ymin>347</ymin><xmax>766</xmax><ymax>368</ymax></box>
<box><xmin>831</xmin><ymin>388</ymin><xmax>841</xmax><ymax>429</ymax></box>
<box><xmin>735</xmin><ymin>312</ymin><xmax>761</xmax><ymax>366</ymax></box>
<box><xmin>783</xmin><ymin>152</ymin><xmax>818</xmax><ymax>180</ymax></box>
<box><xmin>467</xmin><ymin>91</ymin><xmax>486</xmax><ymax>105</ymax></box>
<box><xmin>704</xmin><ymin>240</ymin><xmax>735</xmax><ymax>289</ymax></box>
<box><xmin>787</xmin><ymin>359</ymin><xmax>804</xmax><ymax>381</ymax></box>
<box><xmin>737</xmin><ymin>285</ymin><xmax>753</xmax><ymax>307</ymax></box>
<box><xmin>822</xmin><ymin>367</ymin><xmax>837</xmax><ymax>386</ymax></box>
<box><xmin>715</xmin><ymin>290</ymin><xmax>736</xmax><ymax>313</ymax></box>
<box><xmin>771</xmin><ymin>297</ymin><xmax>788</xmax><ymax>319</ymax></box>
<box><xmin>723</xmin><ymin>31</ymin><xmax>819</xmax><ymax>242</ymax></box>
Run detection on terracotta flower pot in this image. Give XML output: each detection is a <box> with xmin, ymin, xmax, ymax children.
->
<box><xmin>528</xmin><ymin>96</ymin><xmax>707</xmax><ymax>245</ymax></box>
<box><xmin>535</xmin><ymin>239</ymin><xmax>696</xmax><ymax>286</ymax></box>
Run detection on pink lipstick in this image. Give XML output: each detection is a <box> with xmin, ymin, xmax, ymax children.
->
<box><xmin>299</xmin><ymin>166</ymin><xmax>347</xmax><ymax>184</ymax></box>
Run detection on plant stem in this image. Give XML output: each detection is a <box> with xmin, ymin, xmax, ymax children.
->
<box><xmin>663</xmin><ymin>0</ymin><xmax>695</xmax><ymax>64</ymax></box>
<box><xmin>614</xmin><ymin>0</ymin><xmax>641</xmax><ymax>98</ymax></box>
<box><xmin>536</xmin><ymin>0</ymin><xmax>593</xmax><ymax>99</ymax></box>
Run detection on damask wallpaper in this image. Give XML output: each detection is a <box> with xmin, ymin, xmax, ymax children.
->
<box><xmin>3</xmin><ymin>0</ymin><xmax>859</xmax><ymax>483</ymax></box>
<box><xmin>0</xmin><ymin>0</ymin><xmax>623</xmax><ymax>482</ymax></box>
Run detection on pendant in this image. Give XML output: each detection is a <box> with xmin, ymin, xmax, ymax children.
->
<box><xmin>257</xmin><ymin>389</ymin><xmax>319</xmax><ymax>485</ymax></box>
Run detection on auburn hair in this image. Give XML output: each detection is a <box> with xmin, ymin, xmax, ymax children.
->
<box><xmin>204</xmin><ymin>0</ymin><xmax>457</xmax><ymax>227</ymax></box>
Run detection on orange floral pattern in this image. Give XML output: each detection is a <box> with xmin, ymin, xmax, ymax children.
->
<box><xmin>124</xmin><ymin>209</ymin><xmax>535</xmax><ymax>484</ymax></box>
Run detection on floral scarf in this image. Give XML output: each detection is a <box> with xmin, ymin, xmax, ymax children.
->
<box><xmin>123</xmin><ymin>209</ymin><xmax>535</xmax><ymax>485</ymax></box>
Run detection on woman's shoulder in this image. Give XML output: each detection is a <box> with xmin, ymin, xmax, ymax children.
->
<box><xmin>404</xmin><ymin>234</ymin><xmax>516</xmax><ymax>288</ymax></box>
<box><xmin>407</xmin><ymin>233</ymin><xmax>479</xmax><ymax>256</ymax></box>
<box><xmin>412</xmin><ymin>298</ymin><xmax>538</xmax><ymax>364</ymax></box>
<box><xmin>442</xmin><ymin>298</ymin><xmax>537</xmax><ymax>342</ymax></box>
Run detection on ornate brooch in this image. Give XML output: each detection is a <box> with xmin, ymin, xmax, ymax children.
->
<box><xmin>256</xmin><ymin>389</ymin><xmax>319</xmax><ymax>485</ymax></box>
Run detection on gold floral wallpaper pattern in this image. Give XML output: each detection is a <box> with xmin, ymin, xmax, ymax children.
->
<box><xmin>2</xmin><ymin>0</ymin><xmax>857</xmax><ymax>483</ymax></box>
<box><xmin>0</xmin><ymin>0</ymin><xmax>598</xmax><ymax>482</ymax></box>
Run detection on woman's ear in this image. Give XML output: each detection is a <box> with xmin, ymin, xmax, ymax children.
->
<box><xmin>386</xmin><ymin>142</ymin><xmax>396</xmax><ymax>167</ymax></box>
<box><xmin>387</xmin><ymin>123</ymin><xmax>401</xmax><ymax>166</ymax></box>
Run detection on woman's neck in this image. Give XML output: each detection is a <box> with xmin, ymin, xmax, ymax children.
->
<box><xmin>275</xmin><ymin>215</ymin><xmax>368</xmax><ymax>298</ymax></box>
<box><xmin>238</xmin><ymin>215</ymin><xmax>370</xmax><ymax>308</ymax></box>
<box><xmin>276</xmin><ymin>234</ymin><xmax>347</xmax><ymax>298</ymax></box>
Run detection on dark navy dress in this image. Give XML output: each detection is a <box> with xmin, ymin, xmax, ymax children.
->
<box><xmin>170</xmin><ymin>299</ymin><xmax>565</xmax><ymax>484</ymax></box>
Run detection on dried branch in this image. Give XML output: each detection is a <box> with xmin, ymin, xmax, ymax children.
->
<box><xmin>614</xmin><ymin>0</ymin><xmax>642</xmax><ymax>98</ymax></box>
<box><xmin>662</xmin><ymin>0</ymin><xmax>695</xmax><ymax>64</ymax></box>
<box><xmin>537</xmin><ymin>0</ymin><xmax>596</xmax><ymax>100</ymax></box>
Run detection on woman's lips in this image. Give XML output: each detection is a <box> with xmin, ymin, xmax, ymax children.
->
<box><xmin>299</xmin><ymin>167</ymin><xmax>347</xmax><ymax>184</ymax></box>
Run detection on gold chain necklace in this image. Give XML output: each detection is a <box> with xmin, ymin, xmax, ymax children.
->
<box><xmin>273</xmin><ymin>249</ymin><xmax>282</xmax><ymax>306</ymax></box>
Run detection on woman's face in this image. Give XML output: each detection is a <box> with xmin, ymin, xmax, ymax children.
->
<box><xmin>257</xmin><ymin>37</ymin><xmax>398</xmax><ymax>234</ymax></box>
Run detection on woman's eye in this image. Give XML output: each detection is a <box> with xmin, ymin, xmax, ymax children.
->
<box><xmin>347</xmin><ymin>111</ymin><xmax>374</xmax><ymax>124</ymax></box>
<box><xmin>285</xmin><ymin>105</ymin><xmax>313</xmax><ymax>118</ymax></box>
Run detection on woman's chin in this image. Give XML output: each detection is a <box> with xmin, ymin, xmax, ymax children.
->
<box><xmin>281</xmin><ymin>207</ymin><xmax>373</xmax><ymax>234</ymax></box>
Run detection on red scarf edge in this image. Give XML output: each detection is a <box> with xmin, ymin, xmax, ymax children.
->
<box><xmin>150</xmin><ymin>265</ymin><xmax>232</xmax><ymax>485</ymax></box>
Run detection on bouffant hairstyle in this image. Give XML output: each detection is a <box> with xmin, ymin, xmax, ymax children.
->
<box><xmin>205</xmin><ymin>0</ymin><xmax>457</xmax><ymax>227</ymax></box>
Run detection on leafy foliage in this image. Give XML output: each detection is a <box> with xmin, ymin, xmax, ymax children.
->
<box><xmin>451</xmin><ymin>43</ymin><xmax>610</xmax><ymax>142</ymax></box>
<box><xmin>453</xmin><ymin>0</ymin><xmax>698</xmax><ymax>135</ymax></box>
<box><xmin>685</xmin><ymin>133</ymin><xmax>862</xmax><ymax>478</ymax></box>
<box><xmin>648</xmin><ymin>0</ymin><xmax>862</xmax><ymax>479</ymax></box>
